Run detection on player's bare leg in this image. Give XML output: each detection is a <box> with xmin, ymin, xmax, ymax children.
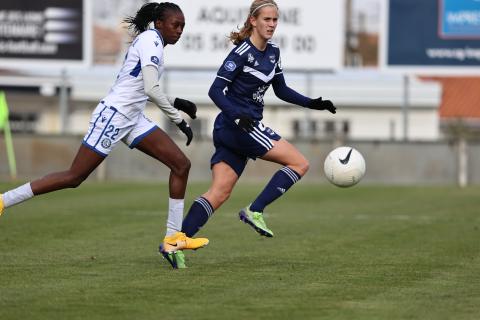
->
<box><xmin>31</xmin><ymin>145</ymin><xmax>105</xmax><ymax>195</ymax></box>
<box><xmin>136</xmin><ymin>128</ymin><xmax>208</xmax><ymax>268</ymax></box>
<box><xmin>1</xmin><ymin>144</ymin><xmax>104</xmax><ymax>216</ymax></box>
<box><xmin>180</xmin><ymin>162</ymin><xmax>239</xmax><ymax>241</ymax></box>
<box><xmin>260</xmin><ymin>139</ymin><xmax>309</xmax><ymax>176</ymax></box>
<box><xmin>202</xmin><ymin>162</ymin><xmax>239</xmax><ymax>210</ymax></box>
<box><xmin>135</xmin><ymin>127</ymin><xmax>190</xmax><ymax>199</ymax></box>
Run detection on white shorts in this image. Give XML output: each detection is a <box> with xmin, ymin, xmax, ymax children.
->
<box><xmin>82</xmin><ymin>102</ymin><xmax>157</xmax><ymax>157</ymax></box>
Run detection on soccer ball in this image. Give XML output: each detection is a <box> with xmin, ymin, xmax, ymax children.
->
<box><xmin>324</xmin><ymin>146</ymin><xmax>366</xmax><ymax>187</ymax></box>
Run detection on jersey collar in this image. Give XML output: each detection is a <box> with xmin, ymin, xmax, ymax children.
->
<box><xmin>151</xmin><ymin>28</ymin><xmax>165</xmax><ymax>47</ymax></box>
<box><xmin>247</xmin><ymin>37</ymin><xmax>267</xmax><ymax>54</ymax></box>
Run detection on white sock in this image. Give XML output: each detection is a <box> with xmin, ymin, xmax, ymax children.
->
<box><xmin>3</xmin><ymin>183</ymin><xmax>34</xmax><ymax>208</ymax></box>
<box><xmin>166</xmin><ymin>198</ymin><xmax>184</xmax><ymax>237</ymax></box>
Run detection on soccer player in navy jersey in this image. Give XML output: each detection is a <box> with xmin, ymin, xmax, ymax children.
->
<box><xmin>181</xmin><ymin>0</ymin><xmax>336</xmax><ymax>241</ymax></box>
<box><xmin>0</xmin><ymin>2</ymin><xmax>207</xmax><ymax>269</ymax></box>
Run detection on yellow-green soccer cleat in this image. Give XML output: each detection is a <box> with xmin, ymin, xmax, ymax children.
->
<box><xmin>239</xmin><ymin>207</ymin><xmax>274</xmax><ymax>237</ymax></box>
<box><xmin>0</xmin><ymin>194</ymin><xmax>4</xmax><ymax>217</ymax></box>
<box><xmin>159</xmin><ymin>248</ymin><xmax>187</xmax><ymax>269</ymax></box>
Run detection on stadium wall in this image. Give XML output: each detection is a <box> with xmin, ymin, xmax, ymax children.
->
<box><xmin>1</xmin><ymin>135</ymin><xmax>479</xmax><ymax>186</ymax></box>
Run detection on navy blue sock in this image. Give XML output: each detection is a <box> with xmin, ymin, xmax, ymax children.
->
<box><xmin>250</xmin><ymin>167</ymin><xmax>301</xmax><ymax>213</ymax></box>
<box><xmin>181</xmin><ymin>197</ymin><xmax>214</xmax><ymax>237</ymax></box>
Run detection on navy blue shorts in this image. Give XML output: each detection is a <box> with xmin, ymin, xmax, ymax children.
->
<box><xmin>211</xmin><ymin>121</ymin><xmax>281</xmax><ymax>177</ymax></box>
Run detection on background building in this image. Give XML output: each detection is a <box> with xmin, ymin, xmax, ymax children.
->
<box><xmin>1</xmin><ymin>0</ymin><xmax>479</xmax><ymax>185</ymax></box>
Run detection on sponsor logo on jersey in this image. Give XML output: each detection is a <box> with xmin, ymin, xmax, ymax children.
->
<box><xmin>151</xmin><ymin>56</ymin><xmax>160</xmax><ymax>65</ymax></box>
<box><xmin>101</xmin><ymin>116</ymin><xmax>107</xmax><ymax>123</ymax></box>
<box><xmin>224</xmin><ymin>61</ymin><xmax>237</xmax><ymax>71</ymax></box>
<box><xmin>101</xmin><ymin>138</ymin><xmax>112</xmax><ymax>148</ymax></box>
<box><xmin>252</xmin><ymin>84</ymin><xmax>269</xmax><ymax>105</ymax></box>
<box><xmin>154</xmin><ymin>41</ymin><xmax>159</xmax><ymax>47</ymax></box>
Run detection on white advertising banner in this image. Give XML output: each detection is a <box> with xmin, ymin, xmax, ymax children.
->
<box><xmin>163</xmin><ymin>0</ymin><xmax>345</xmax><ymax>70</ymax></box>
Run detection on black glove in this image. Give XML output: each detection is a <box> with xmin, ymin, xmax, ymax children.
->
<box><xmin>176</xmin><ymin>119</ymin><xmax>193</xmax><ymax>146</ymax></box>
<box><xmin>235</xmin><ymin>115</ymin><xmax>255</xmax><ymax>132</ymax></box>
<box><xmin>307</xmin><ymin>97</ymin><xmax>336</xmax><ymax>114</ymax></box>
<box><xmin>174</xmin><ymin>98</ymin><xmax>197</xmax><ymax>119</ymax></box>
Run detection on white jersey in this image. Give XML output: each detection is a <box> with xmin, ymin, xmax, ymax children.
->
<box><xmin>102</xmin><ymin>29</ymin><xmax>165</xmax><ymax>120</ymax></box>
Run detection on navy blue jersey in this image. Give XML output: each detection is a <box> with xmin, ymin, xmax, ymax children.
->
<box><xmin>209</xmin><ymin>38</ymin><xmax>311</xmax><ymax>131</ymax></box>
<box><xmin>208</xmin><ymin>38</ymin><xmax>314</xmax><ymax>173</ymax></box>
<box><xmin>215</xmin><ymin>38</ymin><xmax>283</xmax><ymax>120</ymax></box>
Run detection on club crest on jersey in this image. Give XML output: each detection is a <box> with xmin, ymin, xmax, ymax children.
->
<box><xmin>269</xmin><ymin>55</ymin><xmax>276</xmax><ymax>63</ymax></box>
<box><xmin>151</xmin><ymin>56</ymin><xmax>160</xmax><ymax>65</ymax></box>
<box><xmin>224</xmin><ymin>61</ymin><xmax>236</xmax><ymax>71</ymax></box>
<box><xmin>248</xmin><ymin>53</ymin><xmax>255</xmax><ymax>63</ymax></box>
<box><xmin>101</xmin><ymin>138</ymin><xmax>112</xmax><ymax>148</ymax></box>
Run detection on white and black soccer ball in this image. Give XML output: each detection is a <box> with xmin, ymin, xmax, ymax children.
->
<box><xmin>324</xmin><ymin>146</ymin><xmax>366</xmax><ymax>188</ymax></box>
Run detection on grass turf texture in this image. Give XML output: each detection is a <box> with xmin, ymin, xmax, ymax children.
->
<box><xmin>1</xmin><ymin>182</ymin><xmax>480</xmax><ymax>320</ymax></box>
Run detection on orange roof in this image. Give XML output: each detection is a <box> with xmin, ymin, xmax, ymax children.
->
<box><xmin>422</xmin><ymin>77</ymin><xmax>480</xmax><ymax>119</ymax></box>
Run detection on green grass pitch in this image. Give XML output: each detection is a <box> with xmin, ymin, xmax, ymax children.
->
<box><xmin>1</xmin><ymin>182</ymin><xmax>480</xmax><ymax>320</ymax></box>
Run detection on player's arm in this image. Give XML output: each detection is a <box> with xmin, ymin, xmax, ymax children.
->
<box><xmin>271</xmin><ymin>50</ymin><xmax>336</xmax><ymax>114</ymax></box>
<box><xmin>271</xmin><ymin>73</ymin><xmax>336</xmax><ymax>114</ymax></box>
<box><xmin>208</xmin><ymin>52</ymin><xmax>246</xmax><ymax>120</ymax></box>
<box><xmin>208</xmin><ymin>77</ymin><xmax>242</xmax><ymax>119</ymax></box>
<box><xmin>271</xmin><ymin>73</ymin><xmax>310</xmax><ymax>106</ymax></box>
<box><xmin>143</xmin><ymin>65</ymin><xmax>193</xmax><ymax>145</ymax></box>
<box><xmin>209</xmin><ymin>77</ymin><xmax>256</xmax><ymax>132</ymax></box>
<box><xmin>143</xmin><ymin>65</ymin><xmax>182</xmax><ymax>123</ymax></box>
<box><xmin>142</xmin><ymin>66</ymin><xmax>196</xmax><ymax>120</ymax></box>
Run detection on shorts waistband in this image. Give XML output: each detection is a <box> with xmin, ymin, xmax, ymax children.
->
<box><xmin>100</xmin><ymin>100</ymin><xmax>118</xmax><ymax>112</ymax></box>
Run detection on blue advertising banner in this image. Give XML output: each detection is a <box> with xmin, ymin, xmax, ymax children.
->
<box><xmin>440</xmin><ymin>0</ymin><xmax>480</xmax><ymax>38</ymax></box>
<box><xmin>382</xmin><ymin>0</ymin><xmax>480</xmax><ymax>73</ymax></box>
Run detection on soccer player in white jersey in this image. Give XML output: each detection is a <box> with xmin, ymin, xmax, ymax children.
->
<box><xmin>180</xmin><ymin>0</ymin><xmax>336</xmax><ymax>245</ymax></box>
<box><xmin>0</xmin><ymin>2</ymin><xmax>208</xmax><ymax>269</ymax></box>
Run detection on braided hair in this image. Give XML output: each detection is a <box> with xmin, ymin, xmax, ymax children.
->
<box><xmin>229</xmin><ymin>0</ymin><xmax>278</xmax><ymax>45</ymax></box>
<box><xmin>124</xmin><ymin>2</ymin><xmax>182</xmax><ymax>36</ymax></box>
